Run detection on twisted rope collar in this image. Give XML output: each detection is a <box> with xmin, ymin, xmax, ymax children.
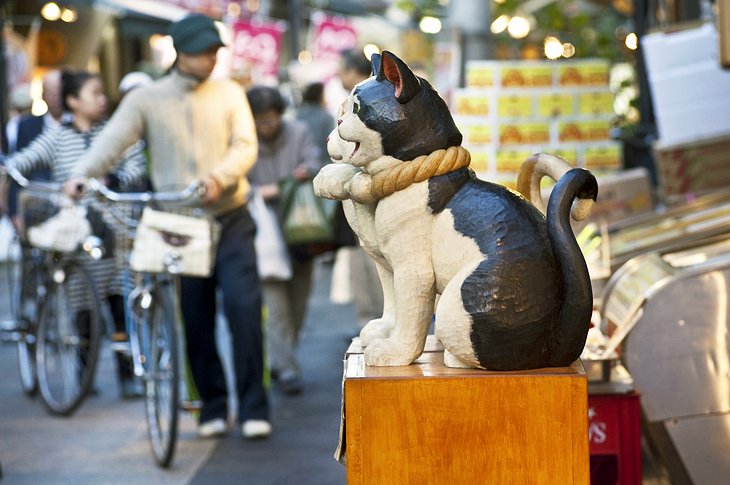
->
<box><xmin>362</xmin><ymin>145</ymin><xmax>471</xmax><ymax>202</ymax></box>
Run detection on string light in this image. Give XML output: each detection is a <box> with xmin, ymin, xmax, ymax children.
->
<box><xmin>625</xmin><ymin>32</ymin><xmax>638</xmax><ymax>50</ymax></box>
<box><xmin>544</xmin><ymin>36</ymin><xmax>563</xmax><ymax>59</ymax></box>
<box><xmin>419</xmin><ymin>16</ymin><xmax>442</xmax><ymax>34</ymax></box>
<box><xmin>507</xmin><ymin>16</ymin><xmax>530</xmax><ymax>39</ymax></box>
<box><xmin>490</xmin><ymin>14</ymin><xmax>510</xmax><ymax>34</ymax></box>
<box><xmin>41</xmin><ymin>2</ymin><xmax>62</xmax><ymax>21</ymax></box>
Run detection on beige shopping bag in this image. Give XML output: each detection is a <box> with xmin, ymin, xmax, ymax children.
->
<box><xmin>130</xmin><ymin>207</ymin><xmax>219</xmax><ymax>277</ymax></box>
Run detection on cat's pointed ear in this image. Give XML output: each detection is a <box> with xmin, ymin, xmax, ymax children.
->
<box><xmin>371</xmin><ymin>53</ymin><xmax>382</xmax><ymax>79</ymax></box>
<box><xmin>379</xmin><ymin>51</ymin><xmax>420</xmax><ymax>104</ymax></box>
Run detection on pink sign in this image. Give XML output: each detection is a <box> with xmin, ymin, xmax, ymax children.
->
<box><xmin>230</xmin><ymin>18</ymin><xmax>285</xmax><ymax>83</ymax></box>
<box><xmin>308</xmin><ymin>12</ymin><xmax>357</xmax><ymax>63</ymax></box>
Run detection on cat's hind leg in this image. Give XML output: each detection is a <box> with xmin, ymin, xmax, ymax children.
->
<box><xmin>434</xmin><ymin>262</ymin><xmax>483</xmax><ymax>369</ymax></box>
<box><xmin>443</xmin><ymin>349</ymin><xmax>477</xmax><ymax>368</ymax></box>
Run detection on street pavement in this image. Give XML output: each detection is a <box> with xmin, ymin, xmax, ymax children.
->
<box><xmin>0</xmin><ymin>257</ymin><xmax>352</xmax><ymax>484</ymax></box>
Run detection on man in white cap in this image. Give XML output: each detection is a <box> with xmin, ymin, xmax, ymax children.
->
<box><xmin>65</xmin><ymin>14</ymin><xmax>270</xmax><ymax>440</ymax></box>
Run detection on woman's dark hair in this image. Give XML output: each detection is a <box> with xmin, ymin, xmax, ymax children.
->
<box><xmin>61</xmin><ymin>70</ymin><xmax>99</xmax><ymax>110</ymax></box>
<box><xmin>301</xmin><ymin>82</ymin><xmax>324</xmax><ymax>105</ymax></box>
<box><xmin>246</xmin><ymin>85</ymin><xmax>286</xmax><ymax>115</ymax></box>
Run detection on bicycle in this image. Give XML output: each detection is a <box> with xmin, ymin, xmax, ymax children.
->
<box><xmin>0</xmin><ymin>165</ymin><xmax>105</xmax><ymax>416</ymax></box>
<box><xmin>89</xmin><ymin>178</ymin><xmax>219</xmax><ymax>468</ymax></box>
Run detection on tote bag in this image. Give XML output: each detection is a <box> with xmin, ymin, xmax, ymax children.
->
<box><xmin>130</xmin><ymin>208</ymin><xmax>220</xmax><ymax>277</ymax></box>
<box><xmin>278</xmin><ymin>177</ymin><xmax>339</xmax><ymax>246</ymax></box>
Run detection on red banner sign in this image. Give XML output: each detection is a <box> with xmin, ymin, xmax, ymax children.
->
<box><xmin>307</xmin><ymin>12</ymin><xmax>357</xmax><ymax>63</ymax></box>
<box><xmin>230</xmin><ymin>18</ymin><xmax>285</xmax><ymax>84</ymax></box>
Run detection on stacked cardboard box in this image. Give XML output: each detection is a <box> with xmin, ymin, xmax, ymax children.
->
<box><xmin>452</xmin><ymin>59</ymin><xmax>622</xmax><ymax>187</ymax></box>
<box><xmin>642</xmin><ymin>22</ymin><xmax>730</xmax><ymax>198</ymax></box>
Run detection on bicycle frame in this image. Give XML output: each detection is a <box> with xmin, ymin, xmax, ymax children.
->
<box><xmin>89</xmin><ymin>177</ymin><xmax>208</xmax><ymax>467</ymax></box>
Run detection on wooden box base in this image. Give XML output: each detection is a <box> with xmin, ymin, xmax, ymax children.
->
<box><xmin>343</xmin><ymin>343</ymin><xmax>589</xmax><ymax>484</ymax></box>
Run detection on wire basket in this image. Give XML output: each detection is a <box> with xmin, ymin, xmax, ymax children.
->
<box><xmin>17</xmin><ymin>190</ymin><xmax>91</xmax><ymax>252</ymax></box>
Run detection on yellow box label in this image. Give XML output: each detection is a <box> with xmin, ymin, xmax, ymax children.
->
<box><xmin>538</xmin><ymin>94</ymin><xmax>574</xmax><ymax>117</ymax></box>
<box><xmin>498</xmin><ymin>95</ymin><xmax>533</xmax><ymax>118</ymax></box>
<box><xmin>585</xmin><ymin>145</ymin><xmax>622</xmax><ymax>169</ymax></box>
<box><xmin>465</xmin><ymin>124</ymin><xmax>492</xmax><ymax>145</ymax></box>
<box><xmin>583</xmin><ymin>63</ymin><xmax>610</xmax><ymax>86</ymax></box>
<box><xmin>499</xmin><ymin>123</ymin><xmax>550</xmax><ymax>145</ymax></box>
<box><xmin>558</xmin><ymin>62</ymin><xmax>609</xmax><ymax>87</ymax></box>
<box><xmin>454</xmin><ymin>93</ymin><xmax>490</xmax><ymax>116</ymax></box>
<box><xmin>501</xmin><ymin>66</ymin><xmax>553</xmax><ymax>88</ymax></box>
<box><xmin>558</xmin><ymin>121</ymin><xmax>610</xmax><ymax>142</ymax></box>
<box><xmin>496</xmin><ymin>149</ymin><xmax>532</xmax><ymax>172</ymax></box>
<box><xmin>579</xmin><ymin>91</ymin><xmax>615</xmax><ymax>115</ymax></box>
<box><xmin>466</xmin><ymin>65</ymin><xmax>496</xmax><ymax>88</ymax></box>
<box><xmin>469</xmin><ymin>150</ymin><xmax>490</xmax><ymax>172</ymax></box>
<box><xmin>582</xmin><ymin>120</ymin><xmax>612</xmax><ymax>141</ymax></box>
<box><xmin>551</xmin><ymin>149</ymin><xmax>579</xmax><ymax>166</ymax></box>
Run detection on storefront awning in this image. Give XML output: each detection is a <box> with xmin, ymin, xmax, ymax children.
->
<box><xmin>95</xmin><ymin>0</ymin><xmax>189</xmax><ymax>22</ymax></box>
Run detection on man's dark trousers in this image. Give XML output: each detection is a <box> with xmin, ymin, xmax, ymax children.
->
<box><xmin>181</xmin><ymin>205</ymin><xmax>268</xmax><ymax>424</ymax></box>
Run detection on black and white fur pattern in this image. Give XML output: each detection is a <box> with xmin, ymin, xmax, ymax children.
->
<box><xmin>314</xmin><ymin>51</ymin><xmax>597</xmax><ymax>370</ymax></box>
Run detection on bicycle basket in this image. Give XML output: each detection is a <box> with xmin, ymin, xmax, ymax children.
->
<box><xmin>18</xmin><ymin>190</ymin><xmax>91</xmax><ymax>252</ymax></box>
<box><xmin>129</xmin><ymin>207</ymin><xmax>221</xmax><ymax>277</ymax></box>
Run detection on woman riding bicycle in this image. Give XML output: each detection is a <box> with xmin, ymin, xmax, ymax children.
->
<box><xmin>2</xmin><ymin>69</ymin><xmax>147</xmax><ymax>399</ymax></box>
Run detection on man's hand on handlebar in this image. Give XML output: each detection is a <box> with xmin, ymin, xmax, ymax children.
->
<box><xmin>200</xmin><ymin>176</ymin><xmax>221</xmax><ymax>206</ymax></box>
<box><xmin>64</xmin><ymin>177</ymin><xmax>88</xmax><ymax>199</ymax></box>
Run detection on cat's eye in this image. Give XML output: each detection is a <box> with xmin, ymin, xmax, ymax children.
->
<box><xmin>353</xmin><ymin>102</ymin><xmax>360</xmax><ymax>114</ymax></box>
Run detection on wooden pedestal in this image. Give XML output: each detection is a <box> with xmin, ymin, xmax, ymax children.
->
<box><xmin>342</xmin><ymin>339</ymin><xmax>589</xmax><ymax>484</ymax></box>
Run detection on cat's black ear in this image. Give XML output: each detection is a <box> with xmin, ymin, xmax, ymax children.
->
<box><xmin>379</xmin><ymin>51</ymin><xmax>420</xmax><ymax>104</ymax></box>
<box><xmin>371</xmin><ymin>53</ymin><xmax>382</xmax><ymax>78</ymax></box>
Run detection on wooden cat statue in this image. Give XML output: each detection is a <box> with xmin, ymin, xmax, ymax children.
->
<box><xmin>314</xmin><ymin>51</ymin><xmax>598</xmax><ymax>370</ymax></box>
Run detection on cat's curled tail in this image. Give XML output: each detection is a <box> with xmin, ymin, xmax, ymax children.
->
<box><xmin>517</xmin><ymin>153</ymin><xmax>594</xmax><ymax>221</ymax></box>
<box><xmin>542</xmin><ymin>164</ymin><xmax>598</xmax><ymax>366</ymax></box>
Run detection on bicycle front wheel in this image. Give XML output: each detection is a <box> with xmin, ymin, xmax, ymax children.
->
<box><xmin>36</xmin><ymin>262</ymin><xmax>102</xmax><ymax>416</ymax></box>
<box><xmin>143</xmin><ymin>280</ymin><xmax>179</xmax><ymax>467</ymax></box>
<box><xmin>15</xmin><ymin>249</ymin><xmax>43</xmax><ymax>396</ymax></box>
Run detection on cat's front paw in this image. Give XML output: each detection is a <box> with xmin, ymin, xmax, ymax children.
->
<box><xmin>359</xmin><ymin>318</ymin><xmax>394</xmax><ymax>347</ymax></box>
<box><xmin>364</xmin><ymin>338</ymin><xmax>419</xmax><ymax>366</ymax></box>
<box><xmin>313</xmin><ymin>164</ymin><xmax>359</xmax><ymax>200</ymax></box>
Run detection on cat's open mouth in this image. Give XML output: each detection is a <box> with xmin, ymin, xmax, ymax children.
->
<box><xmin>350</xmin><ymin>142</ymin><xmax>360</xmax><ymax>158</ymax></box>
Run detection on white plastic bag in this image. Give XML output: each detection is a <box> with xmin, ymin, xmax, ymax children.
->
<box><xmin>26</xmin><ymin>205</ymin><xmax>91</xmax><ymax>253</ymax></box>
<box><xmin>248</xmin><ymin>191</ymin><xmax>292</xmax><ymax>281</ymax></box>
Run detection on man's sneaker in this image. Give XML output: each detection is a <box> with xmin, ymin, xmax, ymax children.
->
<box><xmin>198</xmin><ymin>418</ymin><xmax>228</xmax><ymax>438</ymax></box>
<box><xmin>241</xmin><ymin>419</ymin><xmax>272</xmax><ymax>440</ymax></box>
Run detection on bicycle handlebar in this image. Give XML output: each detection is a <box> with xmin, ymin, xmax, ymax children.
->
<box><xmin>0</xmin><ymin>164</ymin><xmax>61</xmax><ymax>191</ymax></box>
<box><xmin>87</xmin><ymin>178</ymin><xmax>206</xmax><ymax>204</ymax></box>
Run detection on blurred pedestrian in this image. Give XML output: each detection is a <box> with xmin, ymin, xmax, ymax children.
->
<box><xmin>296</xmin><ymin>82</ymin><xmax>334</xmax><ymax>162</ymax></box>
<box><xmin>247</xmin><ymin>85</ymin><xmax>323</xmax><ymax>395</ymax></box>
<box><xmin>5</xmin><ymin>70</ymin><xmax>63</xmax><ymax>228</ymax></box>
<box><xmin>296</xmin><ymin>81</ymin><xmax>357</xmax><ymax>261</ymax></box>
<box><xmin>64</xmin><ymin>14</ymin><xmax>269</xmax><ymax>440</ymax></box>
<box><xmin>338</xmin><ymin>48</ymin><xmax>373</xmax><ymax>95</ymax></box>
<box><xmin>336</xmin><ymin>48</ymin><xmax>384</xmax><ymax>330</ymax></box>
<box><xmin>2</xmin><ymin>69</ymin><xmax>147</xmax><ymax>399</ymax></box>
<box><xmin>4</xmin><ymin>83</ymin><xmax>33</xmax><ymax>154</ymax></box>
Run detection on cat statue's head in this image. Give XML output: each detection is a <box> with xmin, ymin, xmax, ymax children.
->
<box><xmin>330</xmin><ymin>51</ymin><xmax>463</xmax><ymax>168</ymax></box>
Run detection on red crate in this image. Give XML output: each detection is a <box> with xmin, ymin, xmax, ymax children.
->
<box><xmin>588</xmin><ymin>392</ymin><xmax>642</xmax><ymax>485</ymax></box>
